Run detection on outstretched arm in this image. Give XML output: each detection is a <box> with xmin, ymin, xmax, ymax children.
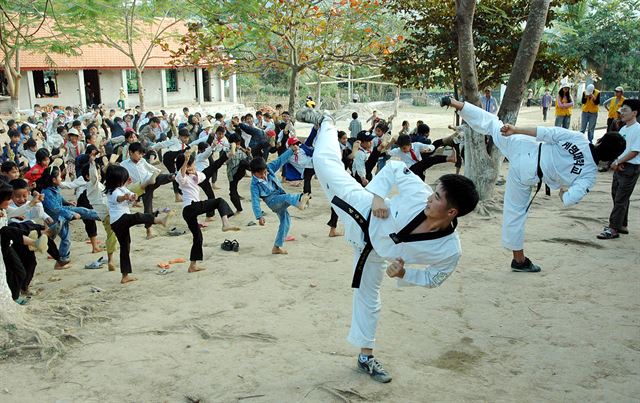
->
<box><xmin>386</xmin><ymin>255</ymin><xmax>460</xmax><ymax>288</ymax></box>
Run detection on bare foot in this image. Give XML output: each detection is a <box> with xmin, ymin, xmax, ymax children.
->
<box><xmin>272</xmin><ymin>247</ymin><xmax>288</xmax><ymax>255</ymax></box>
<box><xmin>92</xmin><ymin>247</ymin><xmax>104</xmax><ymax>253</ymax></box>
<box><xmin>222</xmin><ymin>225</ymin><xmax>240</xmax><ymax>232</ymax></box>
<box><xmin>205</xmin><ymin>216</ymin><xmax>216</xmax><ymax>222</ymax></box>
<box><xmin>297</xmin><ymin>193</ymin><xmax>311</xmax><ymax>210</ymax></box>
<box><xmin>188</xmin><ymin>264</ymin><xmax>206</xmax><ymax>273</ymax></box>
<box><xmin>54</xmin><ymin>261</ymin><xmax>71</xmax><ymax>270</ymax></box>
<box><xmin>234</xmin><ymin>210</ymin><xmax>243</xmax><ymax>215</ymax></box>
<box><xmin>156</xmin><ymin>211</ymin><xmax>173</xmax><ymax>227</ymax></box>
<box><xmin>121</xmin><ymin>275</ymin><xmax>137</xmax><ymax>284</ymax></box>
<box><xmin>146</xmin><ymin>229</ymin><xmax>154</xmax><ymax>239</ymax></box>
<box><xmin>447</xmin><ymin>148</ymin><xmax>457</xmax><ymax>164</ymax></box>
<box><xmin>329</xmin><ymin>228</ymin><xmax>344</xmax><ymax>237</ymax></box>
<box><xmin>108</xmin><ymin>263</ymin><xmax>116</xmax><ymax>272</ymax></box>
<box><xmin>175</xmin><ymin>194</ymin><xmax>183</xmax><ymax>203</ymax></box>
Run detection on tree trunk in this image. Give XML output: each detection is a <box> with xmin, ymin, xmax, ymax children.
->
<box><xmin>456</xmin><ymin>0</ymin><xmax>498</xmax><ymax>202</ymax></box>
<box><xmin>498</xmin><ymin>0</ymin><xmax>551</xmax><ymax>124</ymax></box>
<box><xmin>4</xmin><ymin>59</ymin><xmax>21</xmax><ymax>116</ymax></box>
<box><xmin>136</xmin><ymin>66</ymin><xmax>145</xmax><ymax>111</ymax></box>
<box><xmin>315</xmin><ymin>71</ymin><xmax>321</xmax><ymax>106</ymax></box>
<box><xmin>288</xmin><ymin>66</ymin><xmax>299</xmax><ymax>115</ymax></box>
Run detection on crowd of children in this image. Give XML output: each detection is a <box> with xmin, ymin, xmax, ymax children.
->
<box><xmin>0</xmin><ymin>102</ymin><xmax>459</xmax><ymax>304</ymax></box>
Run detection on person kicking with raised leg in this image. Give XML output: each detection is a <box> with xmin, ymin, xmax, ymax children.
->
<box><xmin>296</xmin><ymin>108</ymin><xmax>479</xmax><ymax>383</ymax></box>
<box><xmin>440</xmin><ymin>96</ymin><xmax>620</xmax><ymax>272</ymax></box>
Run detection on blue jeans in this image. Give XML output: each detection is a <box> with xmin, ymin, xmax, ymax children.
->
<box><xmin>265</xmin><ymin>193</ymin><xmax>301</xmax><ymax>247</ymax></box>
<box><xmin>580</xmin><ymin>111</ymin><xmax>598</xmax><ymax>143</ymax></box>
<box><xmin>554</xmin><ymin>115</ymin><xmax>571</xmax><ymax>129</ymax></box>
<box><xmin>57</xmin><ymin>207</ymin><xmax>100</xmax><ymax>261</ymax></box>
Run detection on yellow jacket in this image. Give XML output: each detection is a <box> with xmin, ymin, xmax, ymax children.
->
<box><xmin>556</xmin><ymin>95</ymin><xmax>573</xmax><ymax>117</ymax></box>
<box><xmin>581</xmin><ymin>89</ymin><xmax>600</xmax><ymax>113</ymax></box>
<box><xmin>607</xmin><ymin>96</ymin><xmax>625</xmax><ymax>119</ymax></box>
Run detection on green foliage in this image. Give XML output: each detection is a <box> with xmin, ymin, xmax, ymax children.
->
<box><xmin>551</xmin><ymin>0</ymin><xmax>640</xmax><ymax>89</ymax></box>
<box><xmin>382</xmin><ymin>0</ymin><xmax>580</xmax><ymax>91</ymax></box>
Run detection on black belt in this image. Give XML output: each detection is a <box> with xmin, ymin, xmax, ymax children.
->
<box><xmin>331</xmin><ymin>196</ymin><xmax>371</xmax><ymax>288</ymax></box>
<box><xmin>526</xmin><ymin>143</ymin><xmax>550</xmax><ymax>212</ymax></box>
<box><xmin>331</xmin><ymin>195</ymin><xmax>457</xmax><ymax>288</ymax></box>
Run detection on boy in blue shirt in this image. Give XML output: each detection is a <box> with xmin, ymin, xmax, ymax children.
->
<box><xmin>250</xmin><ymin>149</ymin><xmax>310</xmax><ymax>254</ymax></box>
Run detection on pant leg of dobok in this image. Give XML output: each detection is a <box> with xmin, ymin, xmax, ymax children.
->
<box><xmin>313</xmin><ymin>119</ymin><xmax>373</xmax><ymax>247</ymax></box>
<box><xmin>347</xmin><ymin>250</ymin><xmax>386</xmax><ymax>349</ymax></box>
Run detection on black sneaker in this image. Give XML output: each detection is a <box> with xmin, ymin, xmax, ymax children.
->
<box><xmin>295</xmin><ymin>108</ymin><xmax>327</xmax><ymax>127</ymax></box>
<box><xmin>357</xmin><ymin>356</ymin><xmax>392</xmax><ymax>383</ymax></box>
<box><xmin>440</xmin><ymin>96</ymin><xmax>452</xmax><ymax>108</ymax></box>
<box><xmin>511</xmin><ymin>257</ymin><xmax>541</xmax><ymax>273</ymax></box>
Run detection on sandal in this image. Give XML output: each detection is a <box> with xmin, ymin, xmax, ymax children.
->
<box><xmin>221</xmin><ymin>239</ymin><xmax>233</xmax><ymax>251</ymax></box>
<box><xmin>84</xmin><ymin>256</ymin><xmax>107</xmax><ymax>270</ymax></box>
<box><xmin>597</xmin><ymin>227</ymin><xmax>619</xmax><ymax>239</ymax></box>
<box><xmin>167</xmin><ymin>227</ymin><xmax>186</xmax><ymax>236</ymax></box>
<box><xmin>231</xmin><ymin>239</ymin><xmax>240</xmax><ymax>252</ymax></box>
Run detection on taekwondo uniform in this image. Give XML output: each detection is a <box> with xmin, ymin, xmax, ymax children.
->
<box><xmin>459</xmin><ymin>102</ymin><xmax>596</xmax><ymax>251</ymax></box>
<box><xmin>313</xmin><ymin>118</ymin><xmax>462</xmax><ymax>349</ymax></box>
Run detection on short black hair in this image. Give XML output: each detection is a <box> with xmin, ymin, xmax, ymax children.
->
<box><xmin>9</xmin><ymin>129</ymin><xmax>20</xmax><ymax>138</ymax></box>
<box><xmin>9</xmin><ymin>178</ymin><xmax>28</xmax><ymax>191</ymax></box>
<box><xmin>57</xmin><ymin>126</ymin><xmax>67</xmax><ymax>134</ymax></box>
<box><xmin>622</xmin><ymin>99</ymin><xmax>640</xmax><ymax>113</ymax></box>
<box><xmin>175</xmin><ymin>151</ymin><xmax>195</xmax><ymax>171</ymax></box>
<box><xmin>215</xmin><ymin>126</ymin><xmax>226</xmax><ymax>134</ymax></box>
<box><xmin>150</xmin><ymin>117</ymin><xmax>161</xmax><ymax>124</ymax></box>
<box><xmin>178</xmin><ymin>128</ymin><xmax>190</xmax><ymax>138</ymax></box>
<box><xmin>438</xmin><ymin>174</ymin><xmax>479</xmax><ymax>217</ymax></box>
<box><xmin>396</xmin><ymin>134</ymin><xmax>411</xmax><ymax>147</ymax></box>
<box><xmin>35</xmin><ymin>148</ymin><xmax>50</xmax><ymax>164</ymax></box>
<box><xmin>592</xmin><ymin>131</ymin><xmax>626</xmax><ymax>163</ymax></box>
<box><xmin>215</xmin><ymin>113</ymin><xmax>224</xmax><ymax>120</ymax></box>
<box><xmin>0</xmin><ymin>183</ymin><xmax>13</xmax><ymax>202</ymax></box>
<box><xmin>1</xmin><ymin>161</ymin><xmax>18</xmax><ymax>173</ymax></box>
<box><xmin>250</xmin><ymin>157</ymin><xmax>267</xmax><ymax>172</ymax></box>
<box><xmin>376</xmin><ymin>121</ymin><xmax>389</xmax><ymax>133</ymax></box>
<box><xmin>104</xmin><ymin>164</ymin><xmax>130</xmax><ymax>194</ymax></box>
<box><xmin>352</xmin><ymin>112</ymin><xmax>358</xmax><ymax>119</ymax></box>
<box><xmin>337</xmin><ymin>130</ymin><xmax>347</xmax><ymax>139</ymax></box>
<box><xmin>39</xmin><ymin>165</ymin><xmax>61</xmax><ymax>189</ymax></box>
<box><xmin>25</xmin><ymin>138</ymin><xmax>37</xmax><ymax>149</ymax></box>
<box><xmin>128</xmin><ymin>142</ymin><xmax>144</xmax><ymax>154</ymax></box>
<box><xmin>197</xmin><ymin>142</ymin><xmax>208</xmax><ymax>152</ymax></box>
<box><xmin>72</xmin><ymin>120</ymin><xmax>81</xmax><ymax>127</ymax></box>
<box><xmin>417</xmin><ymin>123</ymin><xmax>430</xmax><ymax>135</ymax></box>
<box><xmin>124</xmin><ymin>131</ymin><xmax>137</xmax><ymax>141</ymax></box>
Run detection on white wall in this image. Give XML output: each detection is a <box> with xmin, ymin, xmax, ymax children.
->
<box><xmin>17</xmin><ymin>68</ymin><xmax>232</xmax><ymax>111</ymax></box>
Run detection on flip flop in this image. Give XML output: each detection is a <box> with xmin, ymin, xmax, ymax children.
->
<box><xmin>168</xmin><ymin>258</ymin><xmax>186</xmax><ymax>264</ymax></box>
<box><xmin>156</xmin><ymin>269</ymin><xmax>173</xmax><ymax>275</ymax></box>
<box><xmin>167</xmin><ymin>227</ymin><xmax>186</xmax><ymax>236</ymax></box>
<box><xmin>157</xmin><ymin>262</ymin><xmax>171</xmax><ymax>269</ymax></box>
<box><xmin>199</xmin><ymin>222</ymin><xmax>209</xmax><ymax>228</ymax></box>
<box><xmin>221</xmin><ymin>239</ymin><xmax>233</xmax><ymax>251</ymax></box>
<box><xmin>247</xmin><ymin>221</ymin><xmax>257</xmax><ymax>227</ymax></box>
<box><xmin>84</xmin><ymin>257</ymin><xmax>107</xmax><ymax>269</ymax></box>
<box><xmin>231</xmin><ymin>239</ymin><xmax>240</xmax><ymax>252</ymax></box>
<box><xmin>285</xmin><ymin>235</ymin><xmax>296</xmax><ymax>242</ymax></box>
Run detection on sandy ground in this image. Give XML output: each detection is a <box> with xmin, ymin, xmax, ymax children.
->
<box><xmin>0</xmin><ymin>105</ymin><xmax>639</xmax><ymax>402</ymax></box>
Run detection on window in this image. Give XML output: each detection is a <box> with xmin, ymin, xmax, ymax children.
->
<box><xmin>166</xmin><ymin>69</ymin><xmax>178</xmax><ymax>92</ymax></box>
<box><xmin>126</xmin><ymin>70</ymin><xmax>139</xmax><ymax>94</ymax></box>
<box><xmin>33</xmin><ymin>70</ymin><xmax>59</xmax><ymax>98</ymax></box>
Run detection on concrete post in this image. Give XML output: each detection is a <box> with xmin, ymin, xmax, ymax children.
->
<box><xmin>196</xmin><ymin>68</ymin><xmax>204</xmax><ymax>105</ymax></box>
<box><xmin>78</xmin><ymin>70</ymin><xmax>86</xmax><ymax>108</ymax></box>
<box><xmin>160</xmin><ymin>69</ymin><xmax>168</xmax><ymax>107</ymax></box>
<box><xmin>219</xmin><ymin>77</ymin><xmax>225</xmax><ymax>102</ymax></box>
<box><xmin>121</xmin><ymin>70</ymin><xmax>128</xmax><ymax>109</ymax></box>
<box><xmin>26</xmin><ymin>71</ymin><xmax>36</xmax><ymax>108</ymax></box>
<box><xmin>229</xmin><ymin>73</ymin><xmax>237</xmax><ymax>103</ymax></box>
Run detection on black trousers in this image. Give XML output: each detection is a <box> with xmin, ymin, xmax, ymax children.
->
<box><xmin>609</xmin><ymin>164</ymin><xmax>640</xmax><ymax>230</ymax></box>
<box><xmin>110</xmin><ymin>213</ymin><xmax>156</xmax><ymax>274</ymax></box>
<box><xmin>410</xmin><ymin>155</ymin><xmax>449</xmax><ymax>181</ymax></box>
<box><xmin>182</xmin><ymin>198</ymin><xmax>233</xmax><ymax>261</ymax></box>
<box><xmin>431</xmin><ymin>139</ymin><xmax>462</xmax><ymax>169</ymax></box>
<box><xmin>77</xmin><ymin>190</ymin><xmax>98</xmax><ymax>238</ymax></box>
<box><xmin>142</xmin><ymin>174</ymin><xmax>173</xmax><ymax>228</ymax></box>
<box><xmin>229</xmin><ymin>160</ymin><xmax>250</xmax><ymax>212</ymax></box>
<box><xmin>162</xmin><ymin>150</ymin><xmax>182</xmax><ymax>195</ymax></box>
<box><xmin>303</xmin><ymin>168</ymin><xmax>315</xmax><ymax>194</ymax></box>
<box><xmin>327</xmin><ymin>208</ymin><xmax>339</xmax><ymax>228</ymax></box>
<box><xmin>199</xmin><ymin>153</ymin><xmax>229</xmax><ymax>217</ymax></box>
<box><xmin>0</xmin><ymin>225</ymin><xmax>32</xmax><ymax>300</ymax></box>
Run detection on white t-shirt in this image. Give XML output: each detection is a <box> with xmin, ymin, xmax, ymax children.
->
<box><xmin>175</xmin><ymin>171</ymin><xmax>205</xmax><ymax>208</ymax></box>
<box><xmin>388</xmin><ymin>143</ymin><xmax>436</xmax><ymax>167</ymax></box>
<box><xmin>107</xmin><ymin>187</ymin><xmax>134</xmax><ymax>224</ymax></box>
<box><xmin>120</xmin><ymin>158</ymin><xmax>159</xmax><ymax>184</ymax></box>
<box><xmin>618</xmin><ymin>122</ymin><xmax>640</xmax><ymax>165</ymax></box>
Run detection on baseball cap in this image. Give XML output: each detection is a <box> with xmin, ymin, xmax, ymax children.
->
<box><xmin>585</xmin><ymin>84</ymin><xmax>594</xmax><ymax>95</ymax></box>
<box><xmin>615</xmin><ymin>86</ymin><xmax>624</xmax><ymax>92</ymax></box>
<box><xmin>356</xmin><ymin>130</ymin><xmax>374</xmax><ymax>142</ymax></box>
<box><xmin>266</xmin><ymin>129</ymin><xmax>276</xmax><ymax>138</ymax></box>
<box><xmin>68</xmin><ymin>128</ymin><xmax>79</xmax><ymax>136</ymax></box>
<box><xmin>287</xmin><ymin>137</ymin><xmax>301</xmax><ymax>146</ymax></box>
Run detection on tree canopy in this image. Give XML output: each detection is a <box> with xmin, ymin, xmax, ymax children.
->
<box><xmin>382</xmin><ymin>0</ymin><xmax>580</xmax><ymax>92</ymax></box>
<box><xmin>167</xmin><ymin>0</ymin><xmax>404</xmax><ymax>112</ymax></box>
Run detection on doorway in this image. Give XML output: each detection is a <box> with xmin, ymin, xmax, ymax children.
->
<box><xmin>203</xmin><ymin>69</ymin><xmax>211</xmax><ymax>102</ymax></box>
<box><xmin>83</xmin><ymin>69</ymin><xmax>101</xmax><ymax>107</ymax></box>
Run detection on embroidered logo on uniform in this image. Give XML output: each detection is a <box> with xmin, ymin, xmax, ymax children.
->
<box><xmin>348</xmin><ymin>208</ymin><xmax>354</xmax><ymax>214</ymax></box>
<box><xmin>432</xmin><ymin>271</ymin><xmax>449</xmax><ymax>285</ymax></box>
<box><xmin>403</xmin><ymin>167</ymin><xmax>411</xmax><ymax>175</ymax></box>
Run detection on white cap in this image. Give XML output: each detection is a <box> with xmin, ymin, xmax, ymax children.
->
<box><xmin>68</xmin><ymin>128</ymin><xmax>80</xmax><ymax>136</ymax></box>
<box><xmin>615</xmin><ymin>86</ymin><xmax>624</xmax><ymax>92</ymax></box>
<box><xmin>585</xmin><ymin>84</ymin><xmax>594</xmax><ymax>95</ymax></box>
